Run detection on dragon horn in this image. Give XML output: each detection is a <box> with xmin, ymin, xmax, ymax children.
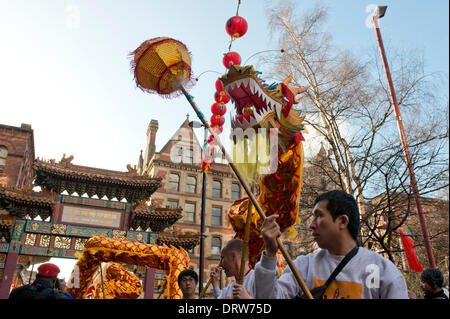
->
<box><xmin>289</xmin><ymin>86</ymin><xmax>309</xmax><ymax>104</ymax></box>
<box><xmin>282</xmin><ymin>73</ymin><xmax>293</xmax><ymax>85</ymax></box>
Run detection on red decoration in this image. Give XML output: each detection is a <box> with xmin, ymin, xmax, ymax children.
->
<box><xmin>398</xmin><ymin>229</ymin><xmax>423</xmax><ymax>272</ymax></box>
<box><xmin>211</xmin><ymin>102</ymin><xmax>227</xmax><ymax>116</ymax></box>
<box><xmin>214</xmin><ymin>91</ymin><xmax>230</xmax><ymax>104</ymax></box>
<box><xmin>215</xmin><ymin>79</ymin><xmax>225</xmax><ymax>92</ymax></box>
<box><xmin>226</xmin><ymin>16</ymin><xmax>248</xmax><ymax>39</ymax></box>
<box><xmin>223</xmin><ymin>52</ymin><xmax>241</xmax><ymax>68</ymax></box>
<box><xmin>210</xmin><ymin>115</ymin><xmax>225</xmax><ymax>126</ymax></box>
<box><xmin>211</xmin><ymin>125</ymin><xmax>223</xmax><ymax>134</ymax></box>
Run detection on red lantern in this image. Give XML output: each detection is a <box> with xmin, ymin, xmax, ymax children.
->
<box><xmin>214</xmin><ymin>91</ymin><xmax>230</xmax><ymax>104</ymax></box>
<box><xmin>226</xmin><ymin>16</ymin><xmax>248</xmax><ymax>39</ymax></box>
<box><xmin>210</xmin><ymin>115</ymin><xmax>225</xmax><ymax>126</ymax></box>
<box><xmin>215</xmin><ymin>79</ymin><xmax>225</xmax><ymax>92</ymax></box>
<box><xmin>211</xmin><ymin>103</ymin><xmax>227</xmax><ymax>116</ymax></box>
<box><xmin>223</xmin><ymin>52</ymin><xmax>241</xmax><ymax>69</ymax></box>
<box><xmin>211</xmin><ymin>125</ymin><xmax>223</xmax><ymax>134</ymax></box>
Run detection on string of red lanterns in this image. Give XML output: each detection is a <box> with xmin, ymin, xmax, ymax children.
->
<box><xmin>201</xmin><ymin>6</ymin><xmax>248</xmax><ymax>173</ymax></box>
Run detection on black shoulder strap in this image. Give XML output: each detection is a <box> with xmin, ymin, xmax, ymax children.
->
<box><xmin>324</xmin><ymin>246</ymin><xmax>359</xmax><ymax>288</ymax></box>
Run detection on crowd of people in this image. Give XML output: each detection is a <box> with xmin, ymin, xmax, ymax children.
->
<box><xmin>7</xmin><ymin>190</ymin><xmax>448</xmax><ymax>300</ymax></box>
<box><xmin>179</xmin><ymin>190</ymin><xmax>448</xmax><ymax>300</ymax></box>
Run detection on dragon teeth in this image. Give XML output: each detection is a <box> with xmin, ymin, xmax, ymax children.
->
<box><xmin>242</xmin><ymin>78</ymin><xmax>250</xmax><ymax>89</ymax></box>
<box><xmin>250</xmin><ymin>81</ymin><xmax>256</xmax><ymax>95</ymax></box>
<box><xmin>275</xmin><ymin>103</ymin><xmax>282</xmax><ymax>118</ymax></box>
<box><xmin>253</xmin><ymin>108</ymin><xmax>263</xmax><ymax>122</ymax></box>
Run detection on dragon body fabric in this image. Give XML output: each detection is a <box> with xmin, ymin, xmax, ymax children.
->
<box><xmin>92</xmin><ymin>262</ymin><xmax>143</xmax><ymax>299</ymax></box>
<box><xmin>221</xmin><ymin>65</ymin><xmax>308</xmax><ymax>268</ymax></box>
<box><xmin>67</xmin><ymin>236</ymin><xmax>190</xmax><ymax>299</ymax></box>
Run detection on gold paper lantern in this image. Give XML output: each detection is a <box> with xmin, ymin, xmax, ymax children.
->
<box><xmin>130</xmin><ymin>37</ymin><xmax>193</xmax><ymax>97</ymax></box>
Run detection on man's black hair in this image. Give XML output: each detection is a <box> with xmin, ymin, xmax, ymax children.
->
<box><xmin>177</xmin><ymin>269</ymin><xmax>198</xmax><ymax>285</ymax></box>
<box><xmin>421</xmin><ymin>268</ymin><xmax>444</xmax><ymax>289</ymax></box>
<box><xmin>314</xmin><ymin>190</ymin><xmax>360</xmax><ymax>241</ymax></box>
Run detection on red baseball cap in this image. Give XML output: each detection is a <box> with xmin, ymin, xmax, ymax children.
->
<box><xmin>37</xmin><ymin>263</ymin><xmax>60</xmax><ymax>277</ymax></box>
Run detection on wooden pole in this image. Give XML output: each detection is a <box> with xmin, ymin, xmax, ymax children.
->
<box><xmin>99</xmin><ymin>262</ymin><xmax>106</xmax><ymax>299</ymax></box>
<box><xmin>180</xmin><ymin>85</ymin><xmax>313</xmax><ymax>299</ymax></box>
<box><xmin>238</xmin><ymin>136</ymin><xmax>254</xmax><ymax>285</ymax></box>
<box><xmin>372</xmin><ymin>15</ymin><xmax>435</xmax><ymax>268</ymax></box>
<box><xmin>238</xmin><ymin>199</ymin><xmax>253</xmax><ymax>285</ymax></box>
<box><xmin>199</xmin><ymin>277</ymin><xmax>212</xmax><ymax>299</ymax></box>
<box><xmin>157</xmin><ymin>279</ymin><xmax>167</xmax><ymax>299</ymax></box>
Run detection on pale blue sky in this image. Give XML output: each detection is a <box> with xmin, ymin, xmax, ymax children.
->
<box><xmin>1</xmin><ymin>0</ymin><xmax>448</xmax><ymax>173</ymax></box>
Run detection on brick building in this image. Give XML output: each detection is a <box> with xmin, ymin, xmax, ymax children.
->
<box><xmin>137</xmin><ymin>115</ymin><xmax>243</xmax><ymax>290</ymax></box>
<box><xmin>0</xmin><ymin>123</ymin><xmax>35</xmax><ymax>188</ymax></box>
<box><xmin>0</xmin><ymin>123</ymin><xmax>36</xmax><ymax>244</ymax></box>
<box><xmin>0</xmin><ymin>122</ymin><xmax>197</xmax><ymax>298</ymax></box>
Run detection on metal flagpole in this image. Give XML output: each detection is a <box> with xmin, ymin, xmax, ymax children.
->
<box><xmin>372</xmin><ymin>6</ymin><xmax>436</xmax><ymax>268</ymax></box>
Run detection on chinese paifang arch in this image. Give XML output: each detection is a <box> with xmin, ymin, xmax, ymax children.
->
<box><xmin>67</xmin><ymin>236</ymin><xmax>190</xmax><ymax>299</ymax></box>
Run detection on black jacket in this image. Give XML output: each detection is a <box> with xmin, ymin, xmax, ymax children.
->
<box><xmin>424</xmin><ymin>289</ymin><xmax>449</xmax><ymax>300</ymax></box>
<box><xmin>8</xmin><ymin>278</ymin><xmax>68</xmax><ymax>300</ymax></box>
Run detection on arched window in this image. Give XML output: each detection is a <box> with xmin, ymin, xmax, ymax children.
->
<box><xmin>186</xmin><ymin>149</ymin><xmax>194</xmax><ymax>164</ymax></box>
<box><xmin>211</xmin><ymin>237</ymin><xmax>221</xmax><ymax>256</ymax></box>
<box><xmin>167</xmin><ymin>173</ymin><xmax>180</xmax><ymax>191</ymax></box>
<box><xmin>0</xmin><ymin>146</ymin><xmax>7</xmax><ymax>168</ymax></box>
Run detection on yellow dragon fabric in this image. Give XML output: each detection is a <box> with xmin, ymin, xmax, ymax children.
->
<box><xmin>92</xmin><ymin>262</ymin><xmax>143</xmax><ymax>299</ymax></box>
<box><xmin>67</xmin><ymin>236</ymin><xmax>190</xmax><ymax>299</ymax></box>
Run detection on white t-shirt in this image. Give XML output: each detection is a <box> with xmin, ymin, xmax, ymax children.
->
<box><xmin>213</xmin><ymin>269</ymin><xmax>255</xmax><ymax>299</ymax></box>
<box><xmin>254</xmin><ymin>247</ymin><xmax>409</xmax><ymax>299</ymax></box>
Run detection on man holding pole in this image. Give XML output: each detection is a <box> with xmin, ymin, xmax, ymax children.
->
<box><xmin>254</xmin><ymin>190</ymin><xmax>409</xmax><ymax>299</ymax></box>
<box><xmin>209</xmin><ymin>239</ymin><xmax>254</xmax><ymax>299</ymax></box>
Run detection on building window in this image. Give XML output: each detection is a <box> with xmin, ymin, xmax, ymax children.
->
<box><xmin>211</xmin><ymin>237</ymin><xmax>221</xmax><ymax>256</ymax></box>
<box><xmin>212</xmin><ymin>206</ymin><xmax>222</xmax><ymax>225</ymax></box>
<box><xmin>212</xmin><ymin>180</ymin><xmax>222</xmax><ymax>198</ymax></box>
<box><xmin>0</xmin><ymin>146</ymin><xmax>7</xmax><ymax>167</ymax></box>
<box><xmin>167</xmin><ymin>200</ymin><xmax>179</xmax><ymax>208</ymax></box>
<box><xmin>173</xmin><ymin>146</ymin><xmax>183</xmax><ymax>163</ymax></box>
<box><xmin>167</xmin><ymin>173</ymin><xmax>180</xmax><ymax>191</ymax></box>
<box><xmin>186</xmin><ymin>176</ymin><xmax>197</xmax><ymax>193</ymax></box>
<box><xmin>185</xmin><ymin>149</ymin><xmax>194</xmax><ymax>164</ymax></box>
<box><xmin>184</xmin><ymin>202</ymin><xmax>195</xmax><ymax>222</ymax></box>
<box><xmin>231</xmin><ymin>183</ymin><xmax>241</xmax><ymax>200</ymax></box>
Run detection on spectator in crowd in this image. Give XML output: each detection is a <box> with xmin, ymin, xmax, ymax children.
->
<box><xmin>420</xmin><ymin>268</ymin><xmax>449</xmax><ymax>299</ymax></box>
<box><xmin>9</xmin><ymin>263</ymin><xmax>68</xmax><ymax>299</ymax></box>
<box><xmin>178</xmin><ymin>269</ymin><xmax>198</xmax><ymax>299</ymax></box>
